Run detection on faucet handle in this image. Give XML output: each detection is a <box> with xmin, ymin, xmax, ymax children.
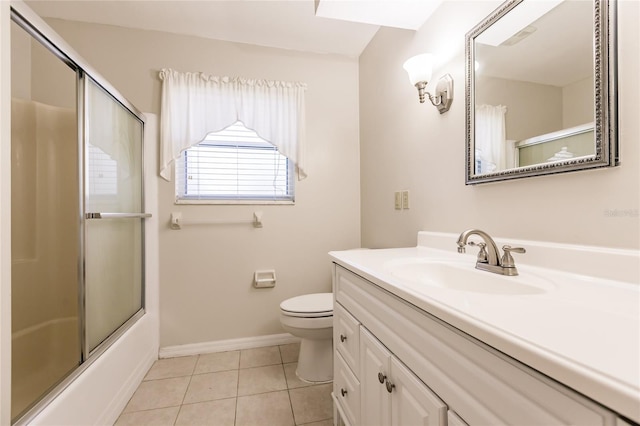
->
<box><xmin>469</xmin><ymin>241</ymin><xmax>488</xmax><ymax>263</ymax></box>
<box><xmin>501</xmin><ymin>245</ymin><xmax>526</xmax><ymax>267</ymax></box>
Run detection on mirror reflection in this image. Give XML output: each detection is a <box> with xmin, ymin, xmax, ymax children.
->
<box><xmin>466</xmin><ymin>0</ymin><xmax>617</xmax><ymax>183</ymax></box>
<box><xmin>475</xmin><ymin>0</ymin><xmax>593</xmax><ymax>173</ymax></box>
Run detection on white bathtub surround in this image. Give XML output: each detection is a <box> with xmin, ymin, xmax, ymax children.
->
<box><xmin>29</xmin><ymin>318</ymin><xmax>158</xmax><ymax>426</ymax></box>
<box><xmin>330</xmin><ymin>231</ymin><xmax>640</xmax><ymax>423</ymax></box>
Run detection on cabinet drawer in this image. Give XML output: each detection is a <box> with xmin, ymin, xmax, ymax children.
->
<box><xmin>334</xmin><ymin>302</ymin><xmax>360</xmax><ymax>375</ymax></box>
<box><xmin>334</xmin><ymin>265</ymin><xmax>616</xmax><ymax>426</ymax></box>
<box><xmin>334</xmin><ymin>351</ymin><xmax>360</xmax><ymax>426</ymax></box>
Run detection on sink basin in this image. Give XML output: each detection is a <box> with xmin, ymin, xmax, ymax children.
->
<box><xmin>384</xmin><ymin>259</ymin><xmax>555</xmax><ymax>295</ymax></box>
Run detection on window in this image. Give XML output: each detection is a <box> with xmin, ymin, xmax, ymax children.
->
<box><xmin>175</xmin><ymin>122</ymin><xmax>294</xmax><ymax>204</ymax></box>
<box><xmin>87</xmin><ymin>144</ymin><xmax>118</xmax><ymax>196</ymax></box>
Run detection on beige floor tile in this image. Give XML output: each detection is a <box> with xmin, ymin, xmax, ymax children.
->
<box><xmin>183</xmin><ymin>370</ymin><xmax>238</xmax><ymax>404</ymax></box>
<box><xmin>235</xmin><ymin>390</ymin><xmax>295</xmax><ymax>426</ymax></box>
<box><xmin>238</xmin><ymin>364</ymin><xmax>287</xmax><ymax>396</ymax></box>
<box><xmin>194</xmin><ymin>351</ymin><xmax>240</xmax><ymax>374</ymax></box>
<box><xmin>299</xmin><ymin>419</ymin><xmax>334</xmax><ymax>426</ymax></box>
<box><xmin>123</xmin><ymin>377</ymin><xmax>190</xmax><ymax>413</ymax></box>
<box><xmin>115</xmin><ymin>406</ymin><xmax>180</xmax><ymax>426</ymax></box>
<box><xmin>239</xmin><ymin>346</ymin><xmax>282</xmax><ymax>368</ymax></box>
<box><xmin>279</xmin><ymin>342</ymin><xmax>300</xmax><ymax>364</ymax></box>
<box><xmin>175</xmin><ymin>398</ymin><xmax>236</xmax><ymax>426</ymax></box>
<box><xmin>283</xmin><ymin>363</ymin><xmax>313</xmax><ymax>389</ymax></box>
<box><xmin>119</xmin><ymin>346</ymin><xmax>333</xmax><ymax>426</ymax></box>
<box><xmin>144</xmin><ymin>356</ymin><xmax>198</xmax><ymax>380</ymax></box>
<box><xmin>289</xmin><ymin>383</ymin><xmax>333</xmax><ymax>425</ymax></box>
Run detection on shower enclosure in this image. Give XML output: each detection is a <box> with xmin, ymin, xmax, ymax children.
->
<box><xmin>10</xmin><ymin>8</ymin><xmax>148</xmax><ymax>423</ymax></box>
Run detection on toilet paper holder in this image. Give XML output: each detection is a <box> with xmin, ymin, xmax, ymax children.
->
<box><xmin>254</xmin><ymin>270</ymin><xmax>276</xmax><ymax>288</ymax></box>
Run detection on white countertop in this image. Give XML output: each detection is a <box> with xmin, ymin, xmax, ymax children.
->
<box><xmin>329</xmin><ymin>234</ymin><xmax>640</xmax><ymax>422</ymax></box>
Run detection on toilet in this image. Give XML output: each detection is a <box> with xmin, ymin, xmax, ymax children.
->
<box><xmin>280</xmin><ymin>293</ymin><xmax>333</xmax><ymax>383</ymax></box>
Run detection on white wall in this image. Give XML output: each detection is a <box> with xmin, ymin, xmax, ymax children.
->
<box><xmin>476</xmin><ymin>75</ymin><xmax>563</xmax><ymax>141</ymax></box>
<box><xmin>43</xmin><ymin>19</ymin><xmax>362</xmax><ymax>348</ymax></box>
<box><xmin>563</xmin><ymin>76</ymin><xmax>595</xmax><ymax>128</ymax></box>
<box><xmin>360</xmin><ymin>0</ymin><xmax>639</xmax><ymax>250</ymax></box>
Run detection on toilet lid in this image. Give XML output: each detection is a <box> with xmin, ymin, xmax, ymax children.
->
<box><xmin>280</xmin><ymin>293</ymin><xmax>333</xmax><ymax>317</ymax></box>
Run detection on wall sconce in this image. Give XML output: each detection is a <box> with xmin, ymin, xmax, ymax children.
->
<box><xmin>403</xmin><ymin>53</ymin><xmax>453</xmax><ymax>114</ymax></box>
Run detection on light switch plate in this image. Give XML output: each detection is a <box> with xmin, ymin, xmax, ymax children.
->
<box><xmin>394</xmin><ymin>192</ymin><xmax>402</xmax><ymax>210</ymax></box>
<box><xmin>402</xmin><ymin>190</ymin><xmax>409</xmax><ymax>209</ymax></box>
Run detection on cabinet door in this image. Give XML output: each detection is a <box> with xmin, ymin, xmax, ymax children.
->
<box><xmin>360</xmin><ymin>328</ymin><xmax>391</xmax><ymax>426</ymax></box>
<box><xmin>390</xmin><ymin>357</ymin><xmax>448</xmax><ymax>426</ymax></box>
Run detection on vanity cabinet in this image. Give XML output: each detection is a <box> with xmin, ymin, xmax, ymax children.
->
<box><xmin>332</xmin><ymin>264</ymin><xmax>617</xmax><ymax>426</ymax></box>
<box><xmin>360</xmin><ymin>327</ymin><xmax>447</xmax><ymax>426</ymax></box>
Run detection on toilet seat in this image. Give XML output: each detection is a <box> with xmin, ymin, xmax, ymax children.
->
<box><xmin>280</xmin><ymin>293</ymin><xmax>333</xmax><ymax>318</ymax></box>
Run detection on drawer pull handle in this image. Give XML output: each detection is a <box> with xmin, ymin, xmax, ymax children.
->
<box><xmin>386</xmin><ymin>380</ymin><xmax>395</xmax><ymax>393</ymax></box>
<box><xmin>340</xmin><ymin>334</ymin><xmax>347</xmax><ymax>343</ymax></box>
<box><xmin>341</xmin><ymin>388</ymin><xmax>348</xmax><ymax>397</ymax></box>
<box><xmin>378</xmin><ymin>372</ymin><xmax>386</xmax><ymax>384</ymax></box>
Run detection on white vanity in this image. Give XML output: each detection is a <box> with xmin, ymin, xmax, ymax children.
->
<box><xmin>330</xmin><ymin>232</ymin><xmax>639</xmax><ymax>425</ymax></box>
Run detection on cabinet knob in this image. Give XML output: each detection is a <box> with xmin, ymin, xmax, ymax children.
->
<box><xmin>340</xmin><ymin>334</ymin><xmax>347</xmax><ymax>343</ymax></box>
<box><xmin>378</xmin><ymin>372</ymin><xmax>386</xmax><ymax>384</ymax></box>
<box><xmin>386</xmin><ymin>380</ymin><xmax>395</xmax><ymax>393</ymax></box>
<box><xmin>341</xmin><ymin>388</ymin><xmax>348</xmax><ymax>397</ymax></box>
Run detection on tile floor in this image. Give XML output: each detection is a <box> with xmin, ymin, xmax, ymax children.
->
<box><xmin>115</xmin><ymin>343</ymin><xmax>334</xmax><ymax>426</ymax></box>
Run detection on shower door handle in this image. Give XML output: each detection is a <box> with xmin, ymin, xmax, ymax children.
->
<box><xmin>85</xmin><ymin>212</ymin><xmax>152</xmax><ymax>219</ymax></box>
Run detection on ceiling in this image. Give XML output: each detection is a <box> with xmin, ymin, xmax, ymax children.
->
<box><xmin>475</xmin><ymin>0</ymin><xmax>593</xmax><ymax>87</ymax></box>
<box><xmin>25</xmin><ymin>0</ymin><xmax>444</xmax><ymax>58</ymax></box>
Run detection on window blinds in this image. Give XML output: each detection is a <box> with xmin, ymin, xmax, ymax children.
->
<box><xmin>175</xmin><ymin>122</ymin><xmax>293</xmax><ymax>202</ymax></box>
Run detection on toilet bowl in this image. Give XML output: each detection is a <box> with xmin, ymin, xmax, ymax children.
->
<box><xmin>280</xmin><ymin>293</ymin><xmax>333</xmax><ymax>383</ymax></box>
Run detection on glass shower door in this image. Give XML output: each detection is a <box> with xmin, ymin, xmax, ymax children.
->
<box><xmin>10</xmin><ymin>19</ymin><xmax>81</xmax><ymax>420</ymax></box>
<box><xmin>84</xmin><ymin>77</ymin><xmax>146</xmax><ymax>353</ymax></box>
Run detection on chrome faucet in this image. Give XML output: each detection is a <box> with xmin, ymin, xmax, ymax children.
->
<box><xmin>456</xmin><ymin>229</ymin><xmax>526</xmax><ymax>276</ymax></box>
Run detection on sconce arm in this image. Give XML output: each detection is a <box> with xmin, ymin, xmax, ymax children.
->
<box><xmin>413</xmin><ymin>74</ymin><xmax>453</xmax><ymax>114</ymax></box>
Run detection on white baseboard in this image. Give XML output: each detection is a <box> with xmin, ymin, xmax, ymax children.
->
<box><xmin>159</xmin><ymin>333</ymin><xmax>300</xmax><ymax>359</ymax></box>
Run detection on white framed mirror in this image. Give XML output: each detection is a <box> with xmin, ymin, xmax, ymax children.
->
<box><xmin>465</xmin><ymin>0</ymin><xmax>618</xmax><ymax>184</ymax></box>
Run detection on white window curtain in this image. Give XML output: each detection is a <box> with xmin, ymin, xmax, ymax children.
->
<box><xmin>475</xmin><ymin>104</ymin><xmax>507</xmax><ymax>173</ymax></box>
<box><xmin>159</xmin><ymin>68</ymin><xmax>307</xmax><ymax>181</ymax></box>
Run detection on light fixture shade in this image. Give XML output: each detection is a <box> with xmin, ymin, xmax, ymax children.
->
<box><xmin>403</xmin><ymin>53</ymin><xmax>434</xmax><ymax>85</ymax></box>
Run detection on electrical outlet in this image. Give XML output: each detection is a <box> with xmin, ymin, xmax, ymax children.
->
<box><xmin>402</xmin><ymin>190</ymin><xmax>410</xmax><ymax>209</ymax></box>
<box><xmin>394</xmin><ymin>191</ymin><xmax>402</xmax><ymax>210</ymax></box>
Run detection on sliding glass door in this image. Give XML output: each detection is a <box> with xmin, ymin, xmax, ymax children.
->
<box><xmin>84</xmin><ymin>77</ymin><xmax>146</xmax><ymax>353</ymax></box>
<box><xmin>10</xmin><ymin>18</ymin><xmax>80</xmax><ymax>420</ymax></box>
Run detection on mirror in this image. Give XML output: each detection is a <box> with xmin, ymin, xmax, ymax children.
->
<box><xmin>465</xmin><ymin>0</ymin><xmax>617</xmax><ymax>184</ymax></box>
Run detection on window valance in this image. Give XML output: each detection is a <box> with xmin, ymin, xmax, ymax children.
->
<box><xmin>159</xmin><ymin>68</ymin><xmax>307</xmax><ymax>181</ymax></box>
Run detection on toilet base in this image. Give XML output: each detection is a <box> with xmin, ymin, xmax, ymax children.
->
<box><xmin>295</xmin><ymin>338</ymin><xmax>333</xmax><ymax>383</ymax></box>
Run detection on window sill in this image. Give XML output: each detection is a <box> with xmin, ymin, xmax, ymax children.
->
<box><xmin>175</xmin><ymin>199</ymin><xmax>295</xmax><ymax>206</ymax></box>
